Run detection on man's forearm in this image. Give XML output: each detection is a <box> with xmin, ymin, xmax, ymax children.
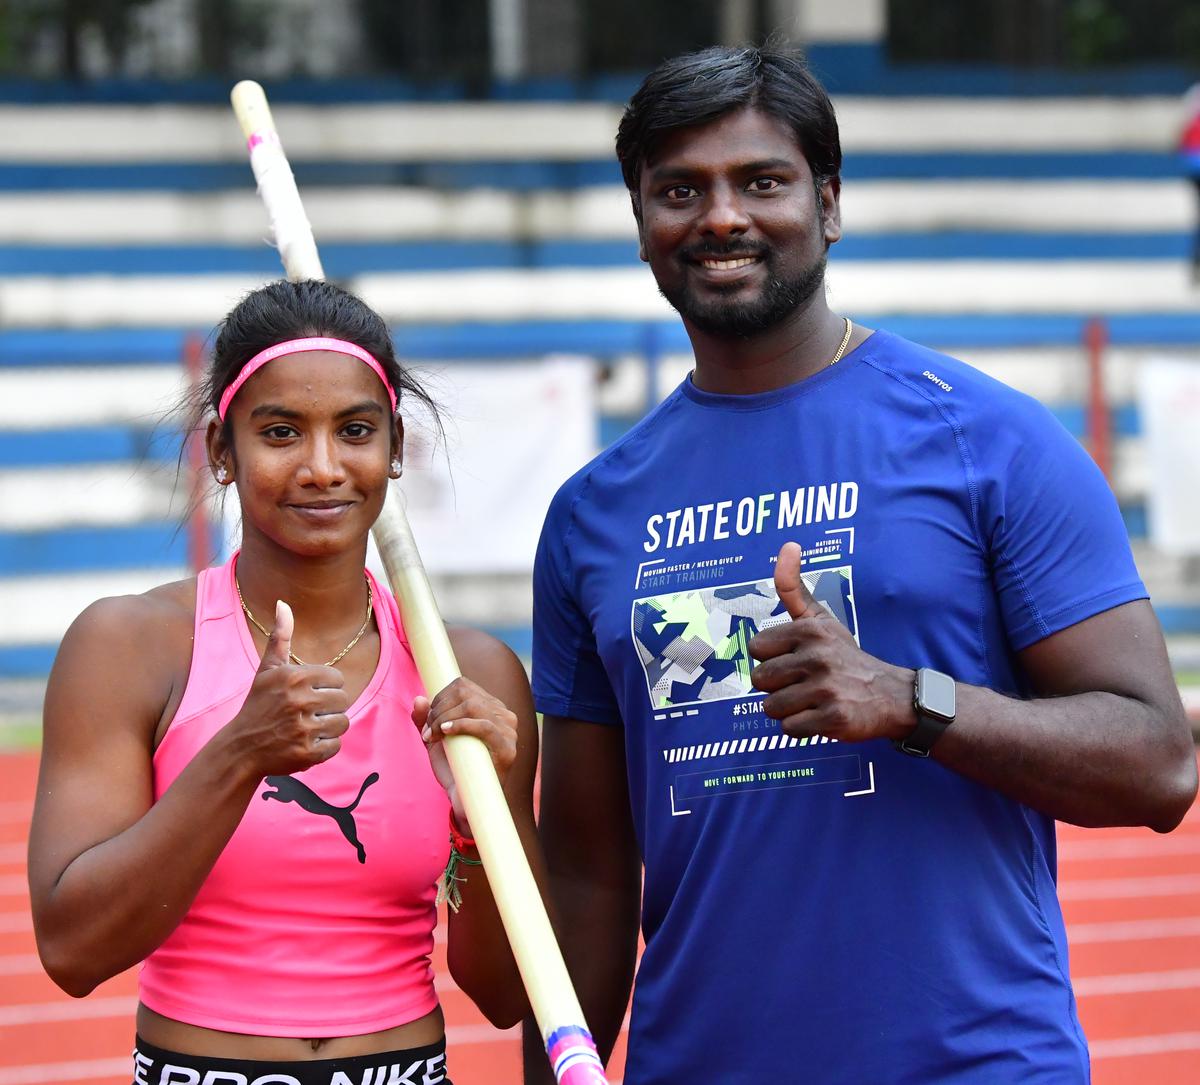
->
<box><xmin>750</xmin><ymin>590</ymin><xmax>1197</xmax><ymax>832</ymax></box>
<box><xmin>927</xmin><ymin>682</ymin><xmax>1195</xmax><ymax>831</ymax></box>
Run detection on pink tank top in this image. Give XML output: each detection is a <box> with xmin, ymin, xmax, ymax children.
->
<box><xmin>139</xmin><ymin>554</ymin><xmax>450</xmax><ymax>1036</ymax></box>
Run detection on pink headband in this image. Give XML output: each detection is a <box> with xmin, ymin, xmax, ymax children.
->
<box><xmin>217</xmin><ymin>337</ymin><xmax>398</xmax><ymax>420</ymax></box>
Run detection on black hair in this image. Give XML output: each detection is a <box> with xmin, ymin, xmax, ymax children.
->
<box><xmin>171</xmin><ymin>279</ymin><xmax>441</xmax><ymax>540</ymax></box>
<box><xmin>184</xmin><ymin>278</ymin><xmax>440</xmax><ymax>451</ymax></box>
<box><xmin>615</xmin><ymin>44</ymin><xmax>842</xmax><ymax>218</ymax></box>
<box><xmin>209</xmin><ymin>278</ymin><xmax>429</xmax><ymax>420</ymax></box>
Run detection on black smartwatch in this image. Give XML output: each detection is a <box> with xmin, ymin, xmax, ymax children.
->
<box><xmin>894</xmin><ymin>668</ymin><xmax>956</xmax><ymax>758</ymax></box>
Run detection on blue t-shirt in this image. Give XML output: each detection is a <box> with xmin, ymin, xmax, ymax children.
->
<box><xmin>532</xmin><ymin>330</ymin><xmax>1147</xmax><ymax>1084</ymax></box>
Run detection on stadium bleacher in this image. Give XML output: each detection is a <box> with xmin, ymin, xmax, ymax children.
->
<box><xmin>2</xmin><ymin>89</ymin><xmax>1199</xmax><ymax>722</ymax></box>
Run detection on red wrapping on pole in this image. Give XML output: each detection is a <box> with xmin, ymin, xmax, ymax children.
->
<box><xmin>1084</xmin><ymin>317</ymin><xmax>1112</xmax><ymax>483</ymax></box>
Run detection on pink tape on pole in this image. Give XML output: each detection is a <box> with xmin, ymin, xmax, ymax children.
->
<box><xmin>246</xmin><ymin>130</ymin><xmax>279</xmax><ymax>152</ymax></box>
<box><xmin>546</xmin><ymin>1025</ymin><xmax>608</xmax><ymax>1084</ymax></box>
<box><xmin>217</xmin><ymin>337</ymin><xmax>398</xmax><ymax>419</ymax></box>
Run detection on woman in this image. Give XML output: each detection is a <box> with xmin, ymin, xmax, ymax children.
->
<box><xmin>27</xmin><ymin>279</ymin><xmax>542</xmax><ymax>1085</ymax></box>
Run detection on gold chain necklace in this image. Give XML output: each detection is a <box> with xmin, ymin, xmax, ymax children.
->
<box><xmin>827</xmin><ymin>317</ymin><xmax>854</xmax><ymax>367</ymax></box>
<box><xmin>236</xmin><ymin>575</ymin><xmax>374</xmax><ymax>667</ymax></box>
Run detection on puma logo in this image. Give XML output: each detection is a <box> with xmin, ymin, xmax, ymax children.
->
<box><xmin>261</xmin><ymin>772</ymin><xmax>380</xmax><ymax>863</ymax></box>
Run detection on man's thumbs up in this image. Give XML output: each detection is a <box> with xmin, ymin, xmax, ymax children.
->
<box><xmin>259</xmin><ymin>600</ymin><xmax>294</xmax><ymax>669</ymax></box>
<box><xmin>774</xmin><ymin>541</ymin><xmax>824</xmax><ymax>621</ymax></box>
<box><xmin>754</xmin><ymin>541</ymin><xmax>907</xmax><ymax>745</ymax></box>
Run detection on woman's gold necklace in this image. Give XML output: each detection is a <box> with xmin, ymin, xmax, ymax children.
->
<box><xmin>235</xmin><ymin>575</ymin><xmax>374</xmax><ymax>667</ymax></box>
<box><xmin>827</xmin><ymin>316</ymin><xmax>854</xmax><ymax>367</ymax></box>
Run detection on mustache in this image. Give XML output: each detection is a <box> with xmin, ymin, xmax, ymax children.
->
<box><xmin>680</xmin><ymin>242</ymin><xmax>768</xmax><ymax>262</ymax></box>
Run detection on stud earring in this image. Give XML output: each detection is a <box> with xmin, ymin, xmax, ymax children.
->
<box><xmin>390</xmin><ymin>459</ymin><xmax>403</xmax><ymax>478</ymax></box>
<box><xmin>215</xmin><ymin>465</ymin><xmax>228</xmax><ymax>484</ymax></box>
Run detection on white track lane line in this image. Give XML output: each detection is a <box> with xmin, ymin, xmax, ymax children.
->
<box><xmin>1060</xmin><ymin>835</ymin><xmax>1200</xmax><ymax>860</ymax></box>
<box><xmin>1058</xmin><ymin>874</ymin><xmax>1200</xmax><ymax>900</ymax></box>
<box><xmin>0</xmin><ymin>1056</ymin><xmax>130</xmax><ymax>1085</ymax></box>
<box><xmin>0</xmin><ymin>843</ymin><xmax>28</xmax><ymax>863</ymax></box>
<box><xmin>1091</xmin><ymin>1031</ymin><xmax>1200</xmax><ymax>1059</ymax></box>
<box><xmin>1074</xmin><ymin>967</ymin><xmax>1200</xmax><ymax>995</ymax></box>
<box><xmin>0</xmin><ymin>875</ymin><xmax>29</xmax><ymax>896</ymax></box>
<box><xmin>1058</xmin><ymin>829</ymin><xmax>1200</xmax><ymax>849</ymax></box>
<box><xmin>1067</xmin><ymin>915</ymin><xmax>1200</xmax><ymax>942</ymax></box>
<box><xmin>0</xmin><ymin>995</ymin><xmax>134</xmax><ymax>1026</ymax></box>
<box><xmin>0</xmin><ymin>953</ymin><xmax>42</xmax><ymax>975</ymax></box>
<box><xmin>0</xmin><ymin>913</ymin><xmax>31</xmax><ymax>932</ymax></box>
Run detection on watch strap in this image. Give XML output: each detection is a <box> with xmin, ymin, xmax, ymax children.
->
<box><xmin>894</xmin><ymin>668</ymin><xmax>955</xmax><ymax>758</ymax></box>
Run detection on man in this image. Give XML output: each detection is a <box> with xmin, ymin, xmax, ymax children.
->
<box><xmin>523</xmin><ymin>45</ymin><xmax>1197</xmax><ymax>1084</ymax></box>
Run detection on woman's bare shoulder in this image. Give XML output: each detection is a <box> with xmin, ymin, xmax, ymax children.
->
<box><xmin>48</xmin><ymin>576</ymin><xmax>198</xmax><ymax>718</ymax></box>
<box><xmin>447</xmin><ymin>625</ymin><xmax>523</xmax><ymax>671</ymax></box>
<box><xmin>64</xmin><ymin>576</ymin><xmax>196</xmax><ymax>648</ymax></box>
<box><xmin>446</xmin><ymin>625</ymin><xmax>531</xmax><ymax>706</ymax></box>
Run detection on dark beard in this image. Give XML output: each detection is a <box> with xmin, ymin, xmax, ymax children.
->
<box><xmin>659</xmin><ymin>250</ymin><xmax>827</xmax><ymax>338</ymax></box>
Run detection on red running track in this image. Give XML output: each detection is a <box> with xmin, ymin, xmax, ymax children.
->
<box><xmin>0</xmin><ymin>751</ymin><xmax>1195</xmax><ymax>1085</ymax></box>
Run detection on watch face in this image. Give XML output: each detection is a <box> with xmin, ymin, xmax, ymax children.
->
<box><xmin>918</xmin><ymin>669</ymin><xmax>956</xmax><ymax>721</ymax></box>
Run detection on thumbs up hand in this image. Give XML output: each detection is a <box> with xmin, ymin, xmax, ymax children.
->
<box><xmin>257</xmin><ymin>599</ymin><xmax>295</xmax><ymax>669</ymax></box>
<box><xmin>771</xmin><ymin>540</ymin><xmax>828</xmax><ymax>622</ymax></box>
<box><xmin>748</xmin><ymin>542</ymin><xmax>913</xmax><ymax>744</ymax></box>
<box><xmin>227</xmin><ymin>600</ymin><xmax>351</xmax><ymax>776</ymax></box>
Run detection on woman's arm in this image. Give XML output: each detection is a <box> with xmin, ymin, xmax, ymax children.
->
<box><xmin>28</xmin><ymin>592</ymin><xmax>350</xmax><ymax>996</ymax></box>
<box><xmin>421</xmin><ymin>627</ymin><xmax>547</xmax><ymax>1029</ymax></box>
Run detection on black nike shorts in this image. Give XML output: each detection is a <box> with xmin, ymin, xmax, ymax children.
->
<box><xmin>131</xmin><ymin>1035</ymin><xmax>453</xmax><ymax>1084</ymax></box>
